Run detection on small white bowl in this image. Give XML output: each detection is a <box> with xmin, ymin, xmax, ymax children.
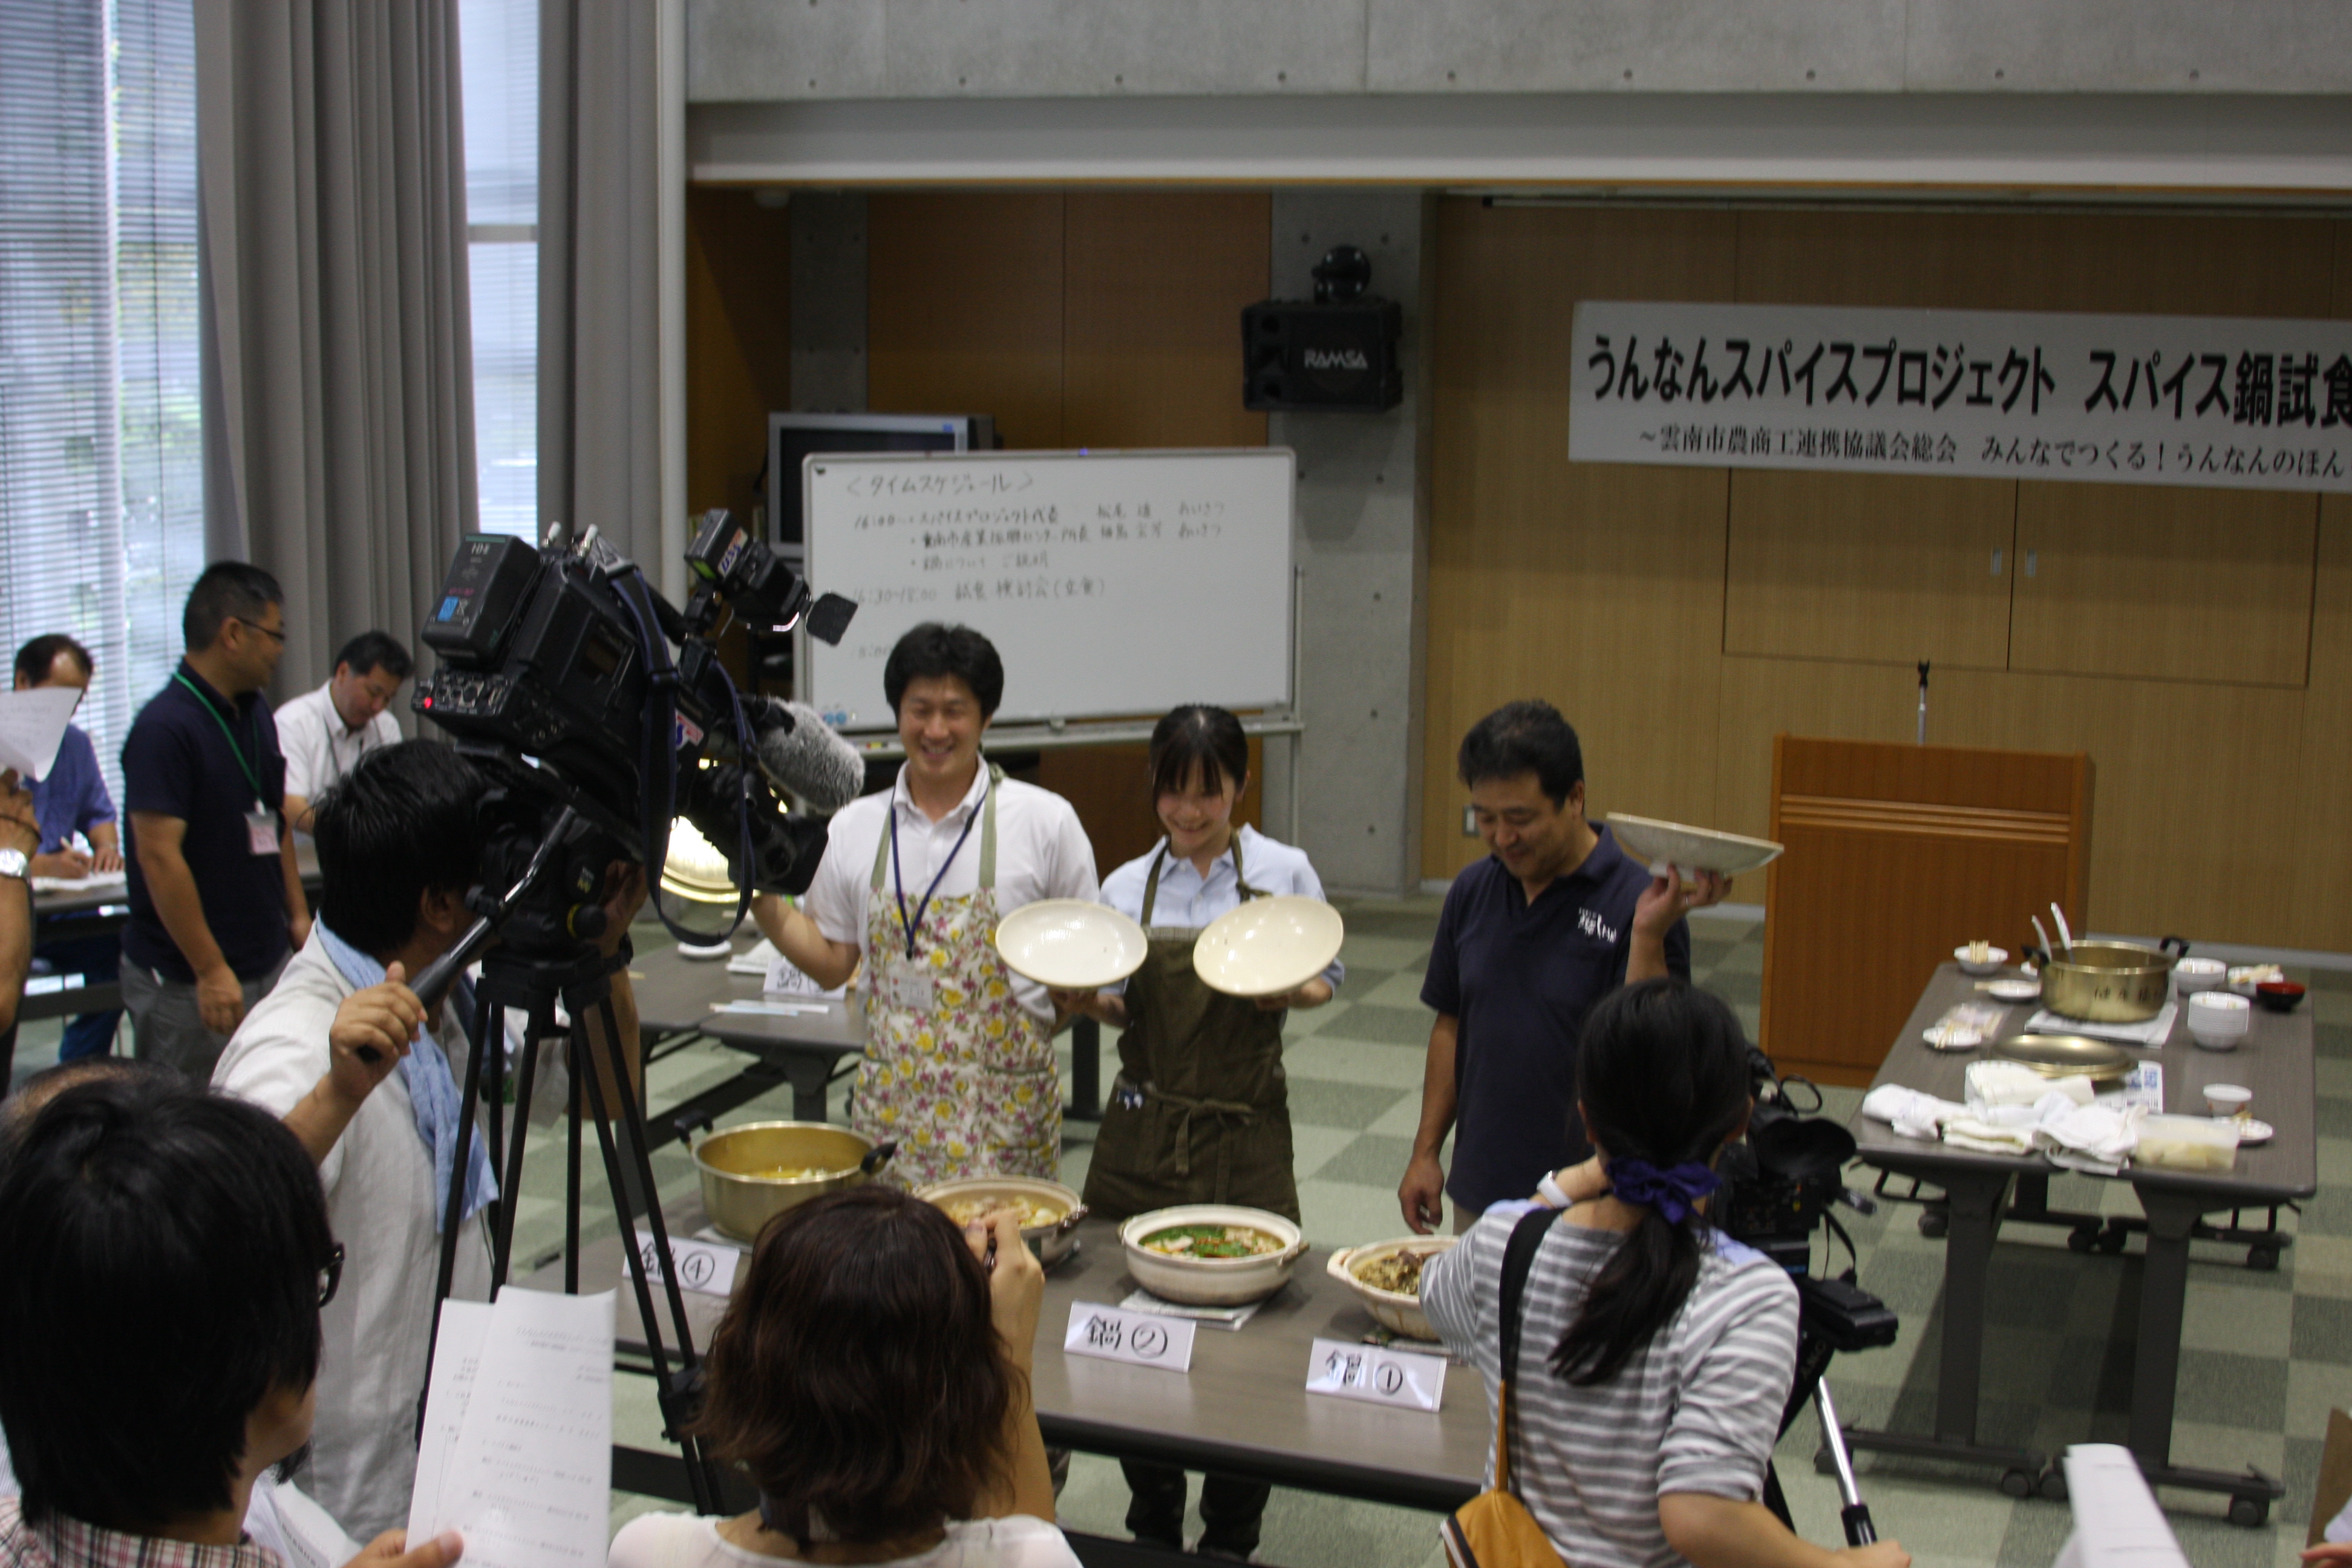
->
<box><xmin>2173</xmin><ymin>958</ymin><xmax>2227</xmax><ymax>995</ymax></box>
<box><xmin>2203</xmin><ymin>1084</ymin><xmax>2253</xmax><ymax>1118</ymax></box>
<box><xmin>1955</xmin><ymin>944</ymin><xmax>2009</xmax><ymax>977</ymax></box>
<box><xmin>2187</xmin><ymin>990</ymin><xmax>2250</xmax><ymax>1031</ymax></box>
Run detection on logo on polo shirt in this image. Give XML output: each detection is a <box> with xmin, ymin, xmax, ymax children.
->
<box><xmin>1576</xmin><ymin>907</ymin><xmax>1620</xmax><ymax>945</ymax></box>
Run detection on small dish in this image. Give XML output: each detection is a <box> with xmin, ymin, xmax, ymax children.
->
<box><xmin>2256</xmin><ymin>980</ymin><xmax>2307</xmax><ymax>1014</ymax></box>
<box><xmin>2228</xmin><ymin>964</ymin><xmax>2285</xmax><ymax>997</ymax></box>
<box><xmin>1194</xmin><ymin>896</ymin><xmax>1346</xmax><ymax>999</ymax></box>
<box><xmin>1923</xmin><ymin>1024</ymin><xmax>1986</xmax><ymax>1051</ymax></box>
<box><xmin>1604</xmin><ymin>814</ymin><xmax>1785</xmax><ymax>878</ymax></box>
<box><xmin>1985</xmin><ymin>978</ymin><xmax>2041</xmax><ymax>1002</ymax></box>
<box><xmin>1955</xmin><ymin>944</ymin><xmax>2009</xmax><ymax>977</ymax></box>
<box><xmin>2230</xmin><ymin>1117</ymin><xmax>2276</xmax><ymax>1146</ymax></box>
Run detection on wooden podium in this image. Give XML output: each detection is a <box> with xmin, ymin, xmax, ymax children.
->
<box><xmin>1760</xmin><ymin>736</ymin><xmax>2093</xmax><ymax>1086</ymax></box>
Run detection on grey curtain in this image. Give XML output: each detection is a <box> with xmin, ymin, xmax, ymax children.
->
<box><xmin>196</xmin><ymin>0</ymin><xmax>475</xmax><ymax>705</ymax></box>
<box><xmin>538</xmin><ymin>0</ymin><xmax>659</xmax><ymax>569</ymax></box>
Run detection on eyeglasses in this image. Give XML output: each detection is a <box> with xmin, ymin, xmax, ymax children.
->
<box><xmin>318</xmin><ymin>1241</ymin><xmax>345</xmax><ymax>1308</ymax></box>
<box><xmin>237</xmin><ymin>617</ymin><xmax>288</xmax><ymax>647</ymax></box>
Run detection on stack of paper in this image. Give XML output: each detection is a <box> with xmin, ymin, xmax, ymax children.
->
<box><xmin>408</xmin><ymin>1289</ymin><xmax>614</xmax><ymax>1568</ymax></box>
<box><xmin>2056</xmin><ymin>1443</ymin><xmax>2189</xmax><ymax>1567</ymax></box>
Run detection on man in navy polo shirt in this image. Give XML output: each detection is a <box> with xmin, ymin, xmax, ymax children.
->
<box><xmin>1399</xmin><ymin>701</ymin><xmax>1729</xmax><ymax>1234</ymax></box>
<box><xmin>119</xmin><ymin>563</ymin><xmax>312</xmax><ymax>1080</ymax></box>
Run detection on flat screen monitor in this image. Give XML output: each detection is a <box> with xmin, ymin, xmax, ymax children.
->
<box><xmin>766</xmin><ymin>413</ymin><xmax>994</xmax><ymax>551</ymax></box>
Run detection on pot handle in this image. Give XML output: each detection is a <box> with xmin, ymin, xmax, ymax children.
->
<box><xmin>2022</xmin><ymin>944</ymin><xmax>2050</xmax><ymax>969</ymax></box>
<box><xmin>1324</xmin><ymin>1247</ymin><xmax>1356</xmax><ymax>1282</ymax></box>
<box><xmin>1052</xmin><ymin>1203</ymin><xmax>1089</xmax><ymax>1238</ymax></box>
<box><xmin>859</xmin><ymin>1140</ymin><xmax>899</xmax><ymax>1176</ymax></box>
<box><xmin>1281</xmin><ymin>1236</ymin><xmax>1312</xmax><ymax>1267</ymax></box>
<box><xmin>2160</xmin><ymin>935</ymin><xmax>2190</xmax><ymax>960</ymax></box>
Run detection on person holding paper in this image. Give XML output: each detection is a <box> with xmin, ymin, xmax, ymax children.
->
<box><xmin>754</xmin><ymin>623</ymin><xmax>1099</xmax><ymax>1187</ymax></box>
<box><xmin>13</xmin><ymin>635</ymin><xmax>124</xmax><ymax>1062</ymax></box>
<box><xmin>610</xmin><ymin>1186</ymin><xmax>1077</xmax><ymax>1568</ymax></box>
<box><xmin>0</xmin><ymin>772</ymin><xmax>38</xmax><ymax>1088</ymax></box>
<box><xmin>214</xmin><ymin>739</ymin><xmax>644</xmax><ymax>1541</ymax></box>
<box><xmin>277</xmin><ymin>631</ymin><xmax>412</xmax><ymax>837</ymax></box>
<box><xmin>0</xmin><ymin>1068</ymin><xmax>465</xmax><ymax>1568</ymax></box>
<box><xmin>120</xmin><ymin>564</ymin><xmax>310</xmax><ymax>1080</ymax></box>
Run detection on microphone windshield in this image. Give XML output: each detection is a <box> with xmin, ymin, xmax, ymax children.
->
<box><xmin>751</xmin><ymin>700</ymin><xmax>867</xmax><ymax>813</ymax></box>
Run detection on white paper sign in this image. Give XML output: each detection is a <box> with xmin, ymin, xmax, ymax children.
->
<box><xmin>766</xmin><ymin>955</ymin><xmax>848</xmax><ymax>999</ymax></box>
<box><xmin>0</xmin><ymin>686</ymin><xmax>83</xmax><ymax>782</ymax></box>
<box><xmin>1063</xmin><ymin>1301</ymin><xmax>1196</xmax><ymax>1372</ymax></box>
<box><xmin>1571</xmin><ymin>300</ymin><xmax>2352</xmax><ymax>494</ymax></box>
<box><xmin>1304</xmin><ymin>1336</ymin><xmax>1447</xmax><ymax>1412</ymax></box>
<box><xmin>632</xmin><ymin>1227</ymin><xmax>742</xmax><ymax>1296</ymax></box>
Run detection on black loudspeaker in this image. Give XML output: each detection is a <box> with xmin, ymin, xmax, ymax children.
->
<box><xmin>1241</xmin><ymin>298</ymin><xmax>1404</xmax><ymax>411</ymax></box>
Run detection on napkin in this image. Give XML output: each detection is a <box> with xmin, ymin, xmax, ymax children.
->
<box><xmin>2036</xmin><ymin>1102</ymin><xmax>2140</xmax><ymax>1173</ymax></box>
<box><xmin>1966</xmin><ymin>1059</ymin><xmax>2096</xmax><ymax>1111</ymax></box>
<box><xmin>1861</xmin><ymin>1085</ymin><xmax>1965</xmax><ymax>1140</ymax></box>
<box><xmin>1942</xmin><ymin>1116</ymin><xmax>2037</xmax><ymax>1155</ymax></box>
<box><xmin>2025</xmin><ymin>1004</ymin><xmax>2177</xmax><ymax>1048</ymax></box>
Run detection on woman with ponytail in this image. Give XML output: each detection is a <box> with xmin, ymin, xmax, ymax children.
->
<box><xmin>1421</xmin><ymin>979</ymin><xmax>1909</xmax><ymax>1568</ymax></box>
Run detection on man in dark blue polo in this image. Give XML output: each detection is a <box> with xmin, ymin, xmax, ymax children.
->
<box><xmin>119</xmin><ymin>563</ymin><xmax>312</xmax><ymax>1080</ymax></box>
<box><xmin>1399</xmin><ymin>701</ymin><xmax>1728</xmax><ymax>1234</ymax></box>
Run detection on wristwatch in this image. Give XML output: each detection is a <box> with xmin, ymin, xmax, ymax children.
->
<box><xmin>0</xmin><ymin>848</ymin><xmax>27</xmax><ymax>880</ymax></box>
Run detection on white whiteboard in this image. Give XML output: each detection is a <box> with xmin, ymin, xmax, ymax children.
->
<box><xmin>802</xmin><ymin>448</ymin><xmax>1295</xmax><ymax>730</ymax></box>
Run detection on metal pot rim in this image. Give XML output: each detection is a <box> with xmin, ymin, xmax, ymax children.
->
<box><xmin>690</xmin><ymin>1120</ymin><xmax>875</xmax><ymax>1185</ymax></box>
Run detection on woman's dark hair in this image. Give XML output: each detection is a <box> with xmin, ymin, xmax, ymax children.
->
<box><xmin>693</xmin><ymin>1185</ymin><xmax>1016</xmax><ymax>1545</ymax></box>
<box><xmin>1549</xmin><ymin>978</ymin><xmax>1753</xmax><ymax>1387</ymax></box>
<box><xmin>1457</xmin><ymin>700</ymin><xmax>1583</xmax><ymax>808</ymax></box>
<box><xmin>883</xmin><ymin>623</ymin><xmax>1004</xmax><ymax>719</ymax></box>
<box><xmin>1148</xmin><ymin>704</ymin><xmax>1249</xmax><ymax>802</ymax></box>
<box><xmin>0</xmin><ymin>1074</ymin><xmax>332</xmax><ymax>1529</ymax></box>
<box><xmin>312</xmin><ymin>740</ymin><xmax>487</xmax><ymax>957</ymax></box>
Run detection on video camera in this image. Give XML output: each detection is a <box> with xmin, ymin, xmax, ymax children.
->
<box><xmin>411</xmin><ymin>512</ymin><xmax>862</xmax><ymax>965</ymax></box>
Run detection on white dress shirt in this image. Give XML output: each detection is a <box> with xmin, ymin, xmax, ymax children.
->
<box><xmin>276</xmin><ymin>681</ymin><xmax>402</xmax><ymax>799</ymax></box>
<box><xmin>1097</xmin><ymin>825</ymin><xmax>1344</xmax><ymax>992</ymax></box>
<box><xmin>800</xmin><ymin>760</ymin><xmax>1099</xmax><ymax>1024</ymax></box>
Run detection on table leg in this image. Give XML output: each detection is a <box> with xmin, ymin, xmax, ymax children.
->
<box><xmin>785</xmin><ymin>1055</ymin><xmax>833</xmax><ymax>1123</ymax></box>
<box><xmin>1069</xmin><ymin>1016</ymin><xmax>1102</xmax><ymax>1122</ymax></box>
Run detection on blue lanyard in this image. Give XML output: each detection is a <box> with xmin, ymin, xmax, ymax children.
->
<box><xmin>890</xmin><ymin>779</ymin><xmax>987</xmax><ymax>961</ymax></box>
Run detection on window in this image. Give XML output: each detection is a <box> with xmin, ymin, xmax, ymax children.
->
<box><xmin>0</xmin><ymin>0</ymin><xmax>199</xmax><ymax>802</ymax></box>
<box><xmin>460</xmin><ymin>0</ymin><xmax>538</xmax><ymax>540</ymax></box>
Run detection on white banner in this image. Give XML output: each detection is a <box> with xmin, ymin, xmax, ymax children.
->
<box><xmin>1569</xmin><ymin>301</ymin><xmax>2352</xmax><ymax>493</ymax></box>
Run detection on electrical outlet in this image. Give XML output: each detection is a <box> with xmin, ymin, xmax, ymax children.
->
<box><xmin>1461</xmin><ymin>805</ymin><xmax>1478</xmax><ymax>837</ymax></box>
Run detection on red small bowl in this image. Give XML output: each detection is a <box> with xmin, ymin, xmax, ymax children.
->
<box><xmin>2255</xmin><ymin>980</ymin><xmax>2307</xmax><ymax>1013</ymax></box>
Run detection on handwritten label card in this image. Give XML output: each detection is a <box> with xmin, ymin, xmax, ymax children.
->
<box><xmin>1063</xmin><ymin>1301</ymin><xmax>1196</xmax><ymax>1373</ymax></box>
<box><xmin>1304</xmin><ymin>1337</ymin><xmax>1446</xmax><ymax>1412</ymax></box>
<box><xmin>633</xmin><ymin>1229</ymin><xmax>742</xmax><ymax>1296</ymax></box>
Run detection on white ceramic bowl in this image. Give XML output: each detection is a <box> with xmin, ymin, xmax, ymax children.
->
<box><xmin>2202</xmin><ymin>1084</ymin><xmax>2254</xmax><ymax>1118</ymax></box>
<box><xmin>1605</xmin><ymin>814</ymin><xmax>1785</xmax><ymax>878</ymax></box>
<box><xmin>1325</xmin><ymin>1236</ymin><xmax>1459</xmax><ymax>1342</ymax></box>
<box><xmin>1120</xmin><ymin>1205</ymin><xmax>1308</xmax><ymax>1305</ymax></box>
<box><xmin>2172</xmin><ymin>957</ymin><xmax>2227</xmax><ymax>995</ymax></box>
<box><xmin>993</xmin><ymin>900</ymin><xmax>1149</xmax><ymax>989</ymax></box>
<box><xmin>1192</xmin><ymin>897</ymin><xmax>1345</xmax><ymax>1000</ymax></box>
<box><xmin>2187</xmin><ymin>990</ymin><xmax>2251</xmax><ymax>1033</ymax></box>
<box><xmin>916</xmin><ymin>1175</ymin><xmax>1088</xmax><ymax>1269</ymax></box>
<box><xmin>1955</xmin><ymin>944</ymin><xmax>2009</xmax><ymax>977</ymax></box>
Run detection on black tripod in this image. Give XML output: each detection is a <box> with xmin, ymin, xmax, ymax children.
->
<box><xmin>1760</xmin><ymin>1273</ymin><xmax>1900</xmax><ymax>1548</ymax></box>
<box><xmin>414</xmin><ymin>808</ymin><xmax>726</xmax><ymax>1514</ymax></box>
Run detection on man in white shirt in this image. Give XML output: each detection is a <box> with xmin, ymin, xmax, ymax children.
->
<box><xmin>756</xmin><ymin>623</ymin><xmax>1098</xmax><ymax>1188</ymax></box>
<box><xmin>214</xmin><ymin>740</ymin><xmax>644</xmax><ymax>1540</ymax></box>
<box><xmin>278</xmin><ymin>631</ymin><xmax>410</xmax><ymax>835</ymax></box>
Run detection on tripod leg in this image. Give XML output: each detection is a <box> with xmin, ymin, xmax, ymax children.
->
<box><xmin>1813</xmin><ymin>1380</ymin><xmax>1877</xmax><ymax>1547</ymax></box>
<box><xmin>592</xmin><ymin>996</ymin><xmax>701</xmax><ymax>1362</ymax></box>
<box><xmin>420</xmin><ymin>984</ymin><xmax>497</xmax><ymax>1434</ymax></box>
<box><xmin>491</xmin><ymin>1025</ymin><xmax>544</xmax><ymax>1294</ymax></box>
<box><xmin>566</xmin><ymin>1037</ymin><xmax>583</xmax><ymax>1296</ymax></box>
<box><xmin>486</xmin><ymin>1007</ymin><xmax>506</xmax><ymax>1245</ymax></box>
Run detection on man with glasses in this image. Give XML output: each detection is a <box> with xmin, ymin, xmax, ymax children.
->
<box><xmin>119</xmin><ymin>563</ymin><xmax>311</xmax><ymax>1081</ymax></box>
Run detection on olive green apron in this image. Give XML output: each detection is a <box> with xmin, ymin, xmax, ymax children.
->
<box><xmin>1082</xmin><ymin>835</ymin><xmax>1299</xmax><ymax>1223</ymax></box>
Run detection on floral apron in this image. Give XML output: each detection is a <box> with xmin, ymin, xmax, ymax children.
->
<box><xmin>855</xmin><ymin>765</ymin><xmax>1059</xmax><ymax>1187</ymax></box>
<box><xmin>1081</xmin><ymin>836</ymin><xmax>1299</xmax><ymax>1223</ymax></box>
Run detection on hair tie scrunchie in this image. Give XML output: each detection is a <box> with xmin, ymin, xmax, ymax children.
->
<box><xmin>1605</xmin><ymin>1157</ymin><xmax>1722</xmax><ymax>1226</ymax></box>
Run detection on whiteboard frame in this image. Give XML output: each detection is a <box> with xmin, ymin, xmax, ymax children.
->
<box><xmin>796</xmin><ymin>446</ymin><xmax>1299</xmax><ymax>732</ymax></box>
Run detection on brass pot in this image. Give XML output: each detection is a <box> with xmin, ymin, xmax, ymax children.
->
<box><xmin>2033</xmin><ymin>937</ymin><xmax>2187</xmax><ymax>1024</ymax></box>
<box><xmin>689</xmin><ymin>1122</ymin><xmax>895</xmax><ymax>1243</ymax></box>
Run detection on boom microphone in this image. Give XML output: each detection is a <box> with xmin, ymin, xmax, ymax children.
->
<box><xmin>750</xmin><ymin>699</ymin><xmax>867</xmax><ymax>813</ymax></box>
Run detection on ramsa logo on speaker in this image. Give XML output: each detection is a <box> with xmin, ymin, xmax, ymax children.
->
<box><xmin>1303</xmin><ymin>347</ymin><xmax>1370</xmax><ymax>372</ymax></box>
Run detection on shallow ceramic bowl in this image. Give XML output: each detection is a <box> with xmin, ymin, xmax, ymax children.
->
<box><xmin>993</xmin><ymin>900</ymin><xmax>1149</xmax><ymax>990</ymax></box>
<box><xmin>2172</xmin><ymin>957</ymin><xmax>2227</xmax><ymax>996</ymax></box>
<box><xmin>1605</xmin><ymin>814</ymin><xmax>1785</xmax><ymax>878</ymax></box>
<box><xmin>1121</xmin><ymin>1204</ymin><xmax>1308</xmax><ymax>1305</ymax></box>
<box><xmin>1955</xmin><ymin>944</ymin><xmax>2008</xmax><ymax>977</ymax></box>
<box><xmin>917</xmin><ymin>1175</ymin><xmax>1088</xmax><ymax>1268</ymax></box>
<box><xmin>1192</xmin><ymin>897</ymin><xmax>1345</xmax><ymax>1000</ymax></box>
<box><xmin>1325</xmin><ymin>1236</ymin><xmax>1459</xmax><ymax>1342</ymax></box>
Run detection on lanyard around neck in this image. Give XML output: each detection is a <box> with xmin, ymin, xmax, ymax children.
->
<box><xmin>172</xmin><ymin>671</ymin><xmax>264</xmax><ymax>803</ymax></box>
<box><xmin>890</xmin><ymin>777</ymin><xmax>988</xmax><ymax>961</ymax></box>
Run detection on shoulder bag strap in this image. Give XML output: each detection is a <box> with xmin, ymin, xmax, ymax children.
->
<box><xmin>1492</xmin><ymin>1206</ymin><xmax>1563</xmax><ymax>1497</ymax></box>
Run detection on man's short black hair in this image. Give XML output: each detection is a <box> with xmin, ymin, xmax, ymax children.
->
<box><xmin>334</xmin><ymin>630</ymin><xmax>414</xmax><ymax>682</ymax></box>
<box><xmin>13</xmin><ymin>633</ymin><xmax>93</xmax><ymax>687</ymax></box>
<box><xmin>312</xmin><ymin>740</ymin><xmax>486</xmax><ymax>957</ymax></box>
<box><xmin>883</xmin><ymin>622</ymin><xmax>1004</xmax><ymax>719</ymax></box>
<box><xmin>0</xmin><ymin>1073</ymin><xmax>332</xmax><ymax>1530</ymax></box>
<box><xmin>1458</xmin><ymin>699</ymin><xmax>1585</xmax><ymax>808</ymax></box>
<box><xmin>183</xmin><ymin>561</ymin><xmax>285</xmax><ymax>652</ymax></box>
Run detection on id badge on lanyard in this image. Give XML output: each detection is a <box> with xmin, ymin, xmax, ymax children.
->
<box><xmin>876</xmin><ymin>950</ymin><xmax>936</xmax><ymax>1014</ymax></box>
<box><xmin>246</xmin><ymin>805</ymin><xmax>280</xmax><ymax>856</ymax></box>
<box><xmin>882</xmin><ymin>786</ymin><xmax>984</xmax><ymax>1016</ymax></box>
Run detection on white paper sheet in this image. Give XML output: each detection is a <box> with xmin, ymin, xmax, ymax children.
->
<box><xmin>407</xmin><ymin>1301</ymin><xmax>494</xmax><ymax>1547</ymax></box>
<box><xmin>0</xmin><ymin>687</ymin><xmax>83</xmax><ymax>782</ymax></box>
<box><xmin>2058</xmin><ymin>1443</ymin><xmax>2189</xmax><ymax>1567</ymax></box>
<box><xmin>408</xmin><ymin>1290</ymin><xmax>613</xmax><ymax>1568</ymax></box>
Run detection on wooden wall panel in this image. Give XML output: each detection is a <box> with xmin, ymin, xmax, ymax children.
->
<box><xmin>2010</xmin><ymin>484</ymin><xmax>2319</xmax><ymax>685</ymax></box>
<box><xmin>685</xmin><ymin>189</ymin><xmax>792</xmax><ymax>523</ymax></box>
<box><xmin>2287</xmin><ymin>224</ymin><xmax>2352</xmax><ymax>932</ymax></box>
<box><xmin>1063</xmin><ymin>192</ymin><xmax>1269</xmax><ymax>451</ymax></box>
<box><xmin>868</xmin><ymin>192</ymin><xmax>1067</xmax><ymax>447</ymax></box>
<box><xmin>1724</xmin><ymin>470</ymin><xmax>2017</xmax><ymax>668</ymax></box>
<box><xmin>1422</xmin><ymin>203</ymin><xmax>1736</xmax><ymax>880</ymax></box>
<box><xmin>1713</xmin><ymin>658</ymin><xmax>1926</xmax><ymax>843</ymax></box>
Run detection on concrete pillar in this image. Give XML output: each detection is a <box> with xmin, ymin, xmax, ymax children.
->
<box><xmin>788</xmin><ymin>191</ymin><xmax>867</xmax><ymax>411</ymax></box>
<box><xmin>1266</xmin><ymin>189</ymin><xmax>1433</xmax><ymax>895</ymax></box>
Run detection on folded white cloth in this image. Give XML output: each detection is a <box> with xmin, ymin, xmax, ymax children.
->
<box><xmin>1942</xmin><ymin>1116</ymin><xmax>2037</xmax><ymax>1155</ymax></box>
<box><xmin>1966</xmin><ymin>1060</ymin><xmax>2095</xmax><ymax>1111</ymax></box>
<box><xmin>2036</xmin><ymin>1102</ymin><xmax>2139</xmax><ymax>1167</ymax></box>
<box><xmin>1861</xmin><ymin>1084</ymin><xmax>1966</xmax><ymax>1141</ymax></box>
